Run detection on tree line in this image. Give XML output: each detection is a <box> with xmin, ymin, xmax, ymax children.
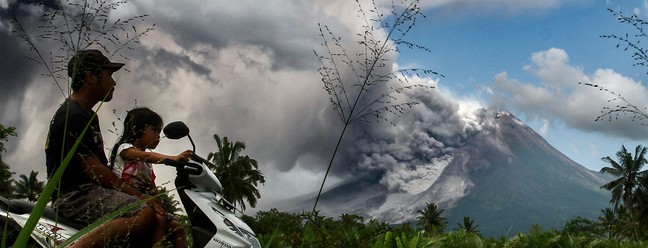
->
<box><xmin>0</xmin><ymin>124</ymin><xmax>44</xmax><ymax>202</ymax></box>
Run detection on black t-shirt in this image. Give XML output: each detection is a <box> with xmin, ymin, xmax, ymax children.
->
<box><xmin>45</xmin><ymin>99</ymin><xmax>108</xmax><ymax>195</ymax></box>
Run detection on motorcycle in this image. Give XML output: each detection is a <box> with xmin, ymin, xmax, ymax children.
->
<box><xmin>0</xmin><ymin>121</ymin><xmax>261</xmax><ymax>248</ymax></box>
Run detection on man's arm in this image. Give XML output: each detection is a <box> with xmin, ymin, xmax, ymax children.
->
<box><xmin>80</xmin><ymin>156</ymin><xmax>143</xmax><ymax>197</ymax></box>
<box><xmin>80</xmin><ymin>156</ymin><xmax>165</xmax><ymax>214</ymax></box>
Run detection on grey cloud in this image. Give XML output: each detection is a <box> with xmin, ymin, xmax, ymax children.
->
<box><xmin>0</xmin><ymin>1</ymin><xmax>50</xmax><ymax>131</ymax></box>
<box><xmin>151</xmin><ymin>48</ymin><xmax>212</xmax><ymax>82</ymax></box>
<box><xmin>130</xmin><ymin>0</ymin><xmax>322</xmax><ymax>71</ymax></box>
<box><xmin>0</xmin><ymin>32</ymin><xmax>33</xmax><ymax>113</ymax></box>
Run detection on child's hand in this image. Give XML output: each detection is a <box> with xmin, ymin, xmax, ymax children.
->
<box><xmin>173</xmin><ymin>150</ymin><xmax>192</xmax><ymax>161</ymax></box>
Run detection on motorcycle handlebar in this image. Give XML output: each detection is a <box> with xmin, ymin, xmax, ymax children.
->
<box><xmin>163</xmin><ymin>158</ymin><xmax>187</xmax><ymax>168</ymax></box>
<box><xmin>190</xmin><ymin>154</ymin><xmax>216</xmax><ymax>168</ymax></box>
<box><xmin>163</xmin><ymin>155</ymin><xmax>208</xmax><ymax>175</ymax></box>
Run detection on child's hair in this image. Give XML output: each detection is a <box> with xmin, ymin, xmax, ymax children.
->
<box><xmin>109</xmin><ymin>107</ymin><xmax>163</xmax><ymax>169</ymax></box>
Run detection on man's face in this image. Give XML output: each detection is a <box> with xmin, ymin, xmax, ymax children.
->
<box><xmin>96</xmin><ymin>68</ymin><xmax>117</xmax><ymax>102</ymax></box>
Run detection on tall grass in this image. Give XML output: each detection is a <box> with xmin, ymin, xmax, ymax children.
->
<box><xmin>312</xmin><ymin>0</ymin><xmax>441</xmax><ymax>212</ymax></box>
<box><xmin>579</xmin><ymin>8</ymin><xmax>648</xmax><ymax>125</ymax></box>
<box><xmin>6</xmin><ymin>0</ymin><xmax>154</xmax><ymax>246</ymax></box>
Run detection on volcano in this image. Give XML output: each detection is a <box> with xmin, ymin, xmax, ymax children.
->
<box><xmin>283</xmin><ymin>110</ymin><xmax>612</xmax><ymax>237</ymax></box>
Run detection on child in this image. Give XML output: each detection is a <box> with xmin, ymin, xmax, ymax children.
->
<box><xmin>110</xmin><ymin>107</ymin><xmax>191</xmax><ymax>248</ymax></box>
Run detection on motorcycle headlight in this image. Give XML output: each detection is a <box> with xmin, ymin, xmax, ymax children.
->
<box><xmin>240</xmin><ymin>228</ymin><xmax>261</xmax><ymax>248</ymax></box>
<box><xmin>223</xmin><ymin>218</ymin><xmax>260</xmax><ymax>247</ymax></box>
<box><xmin>223</xmin><ymin>218</ymin><xmax>244</xmax><ymax>237</ymax></box>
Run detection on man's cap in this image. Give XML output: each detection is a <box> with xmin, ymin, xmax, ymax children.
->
<box><xmin>67</xmin><ymin>49</ymin><xmax>125</xmax><ymax>77</ymax></box>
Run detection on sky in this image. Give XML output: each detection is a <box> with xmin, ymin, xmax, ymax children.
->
<box><xmin>1</xmin><ymin>0</ymin><xmax>648</xmax><ymax>213</ymax></box>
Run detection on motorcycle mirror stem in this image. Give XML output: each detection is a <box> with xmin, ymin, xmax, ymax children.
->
<box><xmin>187</xmin><ymin>134</ymin><xmax>196</xmax><ymax>154</ymax></box>
<box><xmin>163</xmin><ymin>121</ymin><xmax>196</xmax><ymax>153</ymax></box>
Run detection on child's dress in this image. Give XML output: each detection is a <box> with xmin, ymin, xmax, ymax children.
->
<box><xmin>114</xmin><ymin>143</ymin><xmax>156</xmax><ymax>194</ymax></box>
<box><xmin>114</xmin><ymin>143</ymin><xmax>178</xmax><ymax>220</ymax></box>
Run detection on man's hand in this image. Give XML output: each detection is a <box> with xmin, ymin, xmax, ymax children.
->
<box><xmin>80</xmin><ymin>156</ymin><xmax>124</xmax><ymax>189</ymax></box>
<box><xmin>80</xmin><ymin>156</ymin><xmax>144</xmax><ymax>198</ymax></box>
<box><xmin>147</xmin><ymin>198</ymin><xmax>166</xmax><ymax>215</ymax></box>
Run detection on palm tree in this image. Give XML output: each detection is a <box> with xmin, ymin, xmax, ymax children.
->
<box><xmin>456</xmin><ymin>216</ymin><xmax>480</xmax><ymax>235</ymax></box>
<box><xmin>598</xmin><ymin>208</ymin><xmax>617</xmax><ymax>239</ymax></box>
<box><xmin>207</xmin><ymin>134</ymin><xmax>265</xmax><ymax>211</ymax></box>
<box><xmin>0</xmin><ymin>124</ymin><xmax>17</xmax><ymax>199</ymax></box>
<box><xmin>0</xmin><ymin>161</ymin><xmax>14</xmax><ymax>199</ymax></box>
<box><xmin>13</xmin><ymin>170</ymin><xmax>44</xmax><ymax>202</ymax></box>
<box><xmin>417</xmin><ymin>202</ymin><xmax>446</xmax><ymax>234</ymax></box>
<box><xmin>635</xmin><ymin>178</ymin><xmax>648</xmax><ymax>237</ymax></box>
<box><xmin>0</xmin><ymin>124</ymin><xmax>17</xmax><ymax>155</ymax></box>
<box><xmin>599</xmin><ymin>145</ymin><xmax>648</xmax><ymax>240</ymax></box>
<box><xmin>600</xmin><ymin>145</ymin><xmax>648</xmax><ymax>211</ymax></box>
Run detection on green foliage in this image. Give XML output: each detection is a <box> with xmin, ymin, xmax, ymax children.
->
<box><xmin>175</xmin><ymin>214</ymin><xmax>194</xmax><ymax>248</ymax></box>
<box><xmin>156</xmin><ymin>186</ymin><xmax>181</xmax><ymax>214</ymax></box>
<box><xmin>244</xmin><ymin>208</ymin><xmax>648</xmax><ymax>248</ymax></box>
<box><xmin>245</xmin><ymin>209</ymin><xmax>395</xmax><ymax>248</ymax></box>
<box><xmin>598</xmin><ymin>145</ymin><xmax>648</xmax><ymax>240</ymax></box>
<box><xmin>456</xmin><ymin>216</ymin><xmax>481</xmax><ymax>235</ymax></box>
<box><xmin>301</xmin><ymin>211</ymin><xmax>371</xmax><ymax>247</ymax></box>
<box><xmin>154</xmin><ymin>185</ymin><xmax>194</xmax><ymax>247</ymax></box>
<box><xmin>372</xmin><ymin>231</ymin><xmax>394</xmax><ymax>248</ymax></box>
<box><xmin>395</xmin><ymin>232</ymin><xmax>420</xmax><ymax>248</ymax></box>
<box><xmin>0</xmin><ymin>124</ymin><xmax>17</xmax><ymax>156</ymax></box>
<box><xmin>0</xmin><ymin>124</ymin><xmax>17</xmax><ymax>199</ymax></box>
<box><xmin>417</xmin><ymin>202</ymin><xmax>447</xmax><ymax>234</ymax></box>
<box><xmin>242</xmin><ymin>208</ymin><xmax>304</xmax><ymax>247</ymax></box>
<box><xmin>561</xmin><ymin>216</ymin><xmax>605</xmax><ymax>238</ymax></box>
<box><xmin>12</xmin><ymin>171</ymin><xmax>45</xmax><ymax>202</ymax></box>
<box><xmin>425</xmin><ymin>229</ymin><xmax>485</xmax><ymax>248</ymax></box>
<box><xmin>598</xmin><ymin>207</ymin><xmax>617</xmax><ymax>239</ymax></box>
<box><xmin>600</xmin><ymin>145</ymin><xmax>647</xmax><ymax>211</ymax></box>
<box><xmin>0</xmin><ymin>161</ymin><xmax>14</xmax><ymax>199</ymax></box>
<box><xmin>207</xmin><ymin>134</ymin><xmax>264</xmax><ymax>211</ymax></box>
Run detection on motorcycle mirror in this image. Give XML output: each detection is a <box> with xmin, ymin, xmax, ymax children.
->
<box><xmin>163</xmin><ymin>121</ymin><xmax>190</xmax><ymax>140</ymax></box>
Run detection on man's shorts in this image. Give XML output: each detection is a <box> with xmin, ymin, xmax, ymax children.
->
<box><xmin>54</xmin><ymin>183</ymin><xmax>147</xmax><ymax>225</ymax></box>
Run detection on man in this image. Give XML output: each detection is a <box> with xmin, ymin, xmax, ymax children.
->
<box><xmin>45</xmin><ymin>49</ymin><xmax>160</xmax><ymax>247</ymax></box>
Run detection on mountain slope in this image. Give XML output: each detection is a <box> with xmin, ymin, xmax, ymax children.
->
<box><xmin>439</xmin><ymin>112</ymin><xmax>610</xmax><ymax>236</ymax></box>
<box><xmin>283</xmin><ymin>110</ymin><xmax>612</xmax><ymax>237</ymax></box>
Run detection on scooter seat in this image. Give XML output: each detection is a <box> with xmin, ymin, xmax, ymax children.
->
<box><xmin>0</xmin><ymin>196</ymin><xmax>11</xmax><ymax>211</ymax></box>
<box><xmin>8</xmin><ymin>199</ymin><xmax>85</xmax><ymax>230</ymax></box>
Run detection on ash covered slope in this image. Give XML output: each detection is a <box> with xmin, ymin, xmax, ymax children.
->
<box><xmin>293</xmin><ymin>111</ymin><xmax>611</xmax><ymax>237</ymax></box>
<box><xmin>431</xmin><ymin>111</ymin><xmax>610</xmax><ymax>237</ymax></box>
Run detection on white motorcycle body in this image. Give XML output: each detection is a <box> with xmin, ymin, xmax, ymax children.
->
<box><xmin>0</xmin><ymin>196</ymin><xmax>83</xmax><ymax>247</ymax></box>
<box><xmin>173</xmin><ymin>159</ymin><xmax>260</xmax><ymax>248</ymax></box>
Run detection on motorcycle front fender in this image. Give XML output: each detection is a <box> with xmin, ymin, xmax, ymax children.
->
<box><xmin>3</xmin><ymin>211</ymin><xmax>78</xmax><ymax>248</ymax></box>
<box><xmin>183</xmin><ymin>190</ymin><xmax>260</xmax><ymax>248</ymax></box>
